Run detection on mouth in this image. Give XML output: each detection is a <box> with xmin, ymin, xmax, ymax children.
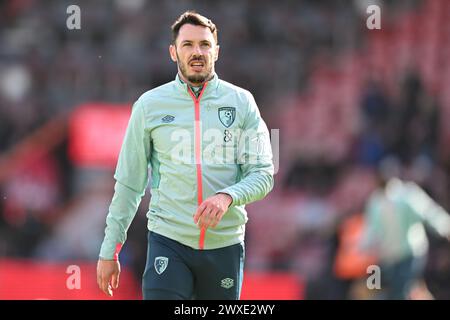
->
<box><xmin>189</xmin><ymin>60</ymin><xmax>205</xmax><ymax>72</ymax></box>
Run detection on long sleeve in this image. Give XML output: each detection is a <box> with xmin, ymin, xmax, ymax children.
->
<box><xmin>217</xmin><ymin>93</ymin><xmax>274</xmax><ymax>206</ymax></box>
<box><xmin>99</xmin><ymin>100</ymin><xmax>151</xmax><ymax>259</ymax></box>
<box><xmin>406</xmin><ymin>182</ymin><xmax>450</xmax><ymax>238</ymax></box>
<box><xmin>359</xmin><ymin>194</ymin><xmax>383</xmax><ymax>253</ymax></box>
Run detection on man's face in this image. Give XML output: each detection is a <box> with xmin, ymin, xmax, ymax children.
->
<box><xmin>170</xmin><ymin>24</ymin><xmax>219</xmax><ymax>85</ymax></box>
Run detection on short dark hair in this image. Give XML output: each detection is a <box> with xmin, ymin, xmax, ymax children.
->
<box><xmin>171</xmin><ymin>11</ymin><xmax>218</xmax><ymax>44</ymax></box>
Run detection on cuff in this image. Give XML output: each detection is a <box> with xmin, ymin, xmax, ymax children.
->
<box><xmin>216</xmin><ymin>190</ymin><xmax>235</xmax><ymax>207</ymax></box>
<box><xmin>99</xmin><ymin>242</ymin><xmax>123</xmax><ymax>261</ymax></box>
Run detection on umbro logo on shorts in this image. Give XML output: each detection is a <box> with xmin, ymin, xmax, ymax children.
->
<box><xmin>220</xmin><ymin>278</ymin><xmax>234</xmax><ymax>289</ymax></box>
<box><xmin>154</xmin><ymin>256</ymin><xmax>169</xmax><ymax>275</ymax></box>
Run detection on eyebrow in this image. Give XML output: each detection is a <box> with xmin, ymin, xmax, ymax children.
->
<box><xmin>180</xmin><ymin>39</ymin><xmax>212</xmax><ymax>45</ymax></box>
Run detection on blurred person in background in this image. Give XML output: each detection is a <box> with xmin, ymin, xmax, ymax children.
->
<box><xmin>360</xmin><ymin>156</ymin><xmax>450</xmax><ymax>299</ymax></box>
<box><xmin>96</xmin><ymin>11</ymin><xmax>274</xmax><ymax>300</ymax></box>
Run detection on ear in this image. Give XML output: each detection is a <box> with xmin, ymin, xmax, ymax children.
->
<box><xmin>214</xmin><ymin>45</ymin><xmax>220</xmax><ymax>62</ymax></box>
<box><xmin>169</xmin><ymin>44</ymin><xmax>177</xmax><ymax>62</ymax></box>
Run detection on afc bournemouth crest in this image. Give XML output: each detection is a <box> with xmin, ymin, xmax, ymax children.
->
<box><xmin>218</xmin><ymin>107</ymin><xmax>236</xmax><ymax>128</ymax></box>
<box><xmin>154</xmin><ymin>256</ymin><xmax>169</xmax><ymax>275</ymax></box>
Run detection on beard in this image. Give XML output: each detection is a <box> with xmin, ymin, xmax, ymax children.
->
<box><xmin>177</xmin><ymin>51</ymin><xmax>213</xmax><ymax>85</ymax></box>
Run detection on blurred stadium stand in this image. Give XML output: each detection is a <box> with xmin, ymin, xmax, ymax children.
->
<box><xmin>0</xmin><ymin>0</ymin><xmax>449</xmax><ymax>299</ymax></box>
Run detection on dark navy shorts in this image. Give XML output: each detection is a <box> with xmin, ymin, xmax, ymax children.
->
<box><xmin>142</xmin><ymin>231</ymin><xmax>245</xmax><ymax>300</ymax></box>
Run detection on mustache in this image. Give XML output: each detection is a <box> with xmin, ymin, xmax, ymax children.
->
<box><xmin>189</xmin><ymin>57</ymin><xmax>206</xmax><ymax>63</ymax></box>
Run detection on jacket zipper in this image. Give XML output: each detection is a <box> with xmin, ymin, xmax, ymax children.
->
<box><xmin>187</xmin><ymin>83</ymin><xmax>208</xmax><ymax>249</ymax></box>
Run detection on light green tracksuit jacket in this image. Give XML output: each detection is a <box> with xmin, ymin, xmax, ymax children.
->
<box><xmin>361</xmin><ymin>178</ymin><xmax>450</xmax><ymax>264</ymax></box>
<box><xmin>99</xmin><ymin>73</ymin><xmax>274</xmax><ymax>260</ymax></box>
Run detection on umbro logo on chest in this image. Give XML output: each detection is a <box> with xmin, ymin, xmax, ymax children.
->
<box><xmin>161</xmin><ymin>115</ymin><xmax>175</xmax><ymax>123</ymax></box>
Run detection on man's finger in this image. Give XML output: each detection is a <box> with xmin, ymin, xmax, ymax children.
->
<box><xmin>108</xmin><ymin>284</ymin><xmax>113</xmax><ymax>297</ymax></box>
<box><xmin>210</xmin><ymin>207</ymin><xmax>222</xmax><ymax>228</ymax></box>
<box><xmin>205</xmin><ymin>205</ymin><xmax>220</xmax><ymax>229</ymax></box>
<box><xmin>199</xmin><ymin>205</ymin><xmax>213</xmax><ymax>229</ymax></box>
<box><xmin>210</xmin><ymin>211</ymin><xmax>220</xmax><ymax>228</ymax></box>
<box><xmin>193</xmin><ymin>202</ymin><xmax>207</xmax><ymax>223</ymax></box>
<box><xmin>111</xmin><ymin>272</ymin><xmax>120</xmax><ymax>289</ymax></box>
<box><xmin>206</xmin><ymin>206</ymin><xmax>219</xmax><ymax>229</ymax></box>
<box><xmin>101</xmin><ymin>276</ymin><xmax>112</xmax><ymax>296</ymax></box>
<box><xmin>101</xmin><ymin>277</ymin><xmax>109</xmax><ymax>296</ymax></box>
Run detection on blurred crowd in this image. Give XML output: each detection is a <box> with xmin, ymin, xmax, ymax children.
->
<box><xmin>1</xmin><ymin>0</ymin><xmax>449</xmax><ymax>299</ymax></box>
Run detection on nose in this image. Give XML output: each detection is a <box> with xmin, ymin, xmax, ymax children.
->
<box><xmin>192</xmin><ymin>44</ymin><xmax>202</xmax><ymax>55</ymax></box>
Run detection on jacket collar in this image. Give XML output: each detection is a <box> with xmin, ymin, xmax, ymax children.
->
<box><xmin>174</xmin><ymin>72</ymin><xmax>220</xmax><ymax>98</ymax></box>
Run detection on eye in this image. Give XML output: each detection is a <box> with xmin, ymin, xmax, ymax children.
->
<box><xmin>201</xmin><ymin>42</ymin><xmax>211</xmax><ymax>48</ymax></box>
<box><xmin>183</xmin><ymin>42</ymin><xmax>192</xmax><ymax>47</ymax></box>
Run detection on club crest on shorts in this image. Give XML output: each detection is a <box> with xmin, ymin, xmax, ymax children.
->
<box><xmin>218</xmin><ymin>107</ymin><xmax>236</xmax><ymax>128</ymax></box>
<box><xmin>154</xmin><ymin>256</ymin><xmax>169</xmax><ymax>275</ymax></box>
<box><xmin>220</xmin><ymin>278</ymin><xmax>234</xmax><ymax>289</ymax></box>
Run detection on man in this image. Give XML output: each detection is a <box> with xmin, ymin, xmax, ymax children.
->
<box><xmin>97</xmin><ymin>11</ymin><xmax>274</xmax><ymax>300</ymax></box>
<box><xmin>360</xmin><ymin>157</ymin><xmax>450</xmax><ymax>299</ymax></box>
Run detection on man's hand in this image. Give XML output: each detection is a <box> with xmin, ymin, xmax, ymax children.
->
<box><xmin>193</xmin><ymin>193</ymin><xmax>233</xmax><ymax>229</ymax></box>
<box><xmin>97</xmin><ymin>259</ymin><xmax>121</xmax><ymax>297</ymax></box>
